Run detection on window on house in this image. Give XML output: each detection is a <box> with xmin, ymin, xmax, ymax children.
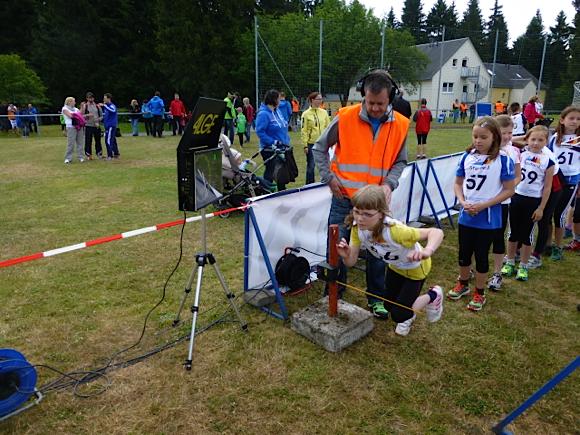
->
<box><xmin>452</xmin><ymin>59</ymin><xmax>458</xmax><ymax>67</ymax></box>
<box><xmin>462</xmin><ymin>85</ymin><xmax>468</xmax><ymax>93</ymax></box>
<box><xmin>442</xmin><ymin>82</ymin><xmax>454</xmax><ymax>93</ymax></box>
<box><xmin>462</xmin><ymin>59</ymin><xmax>468</xmax><ymax>67</ymax></box>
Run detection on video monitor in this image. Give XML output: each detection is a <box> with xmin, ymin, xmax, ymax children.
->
<box><xmin>177</xmin><ymin>96</ymin><xmax>226</xmax><ymax>211</ymax></box>
<box><xmin>193</xmin><ymin>147</ymin><xmax>223</xmax><ymax>211</ymax></box>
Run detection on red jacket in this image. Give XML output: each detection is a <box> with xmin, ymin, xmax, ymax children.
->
<box><xmin>523</xmin><ymin>103</ymin><xmax>542</xmax><ymax>125</ymax></box>
<box><xmin>413</xmin><ymin>106</ymin><xmax>432</xmax><ymax>134</ymax></box>
<box><xmin>243</xmin><ymin>104</ymin><xmax>255</xmax><ymax>123</ymax></box>
<box><xmin>170</xmin><ymin>99</ymin><xmax>186</xmax><ymax>117</ymax></box>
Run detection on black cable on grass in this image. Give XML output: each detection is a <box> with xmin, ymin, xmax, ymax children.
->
<box><xmin>37</xmin><ymin>209</ymin><xmax>190</xmax><ymax>397</ymax></box>
<box><xmin>31</xmin><ymin>211</ymin><xmax>278</xmax><ymax>398</ymax></box>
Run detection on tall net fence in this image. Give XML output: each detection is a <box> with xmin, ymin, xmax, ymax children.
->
<box><xmin>256</xmin><ymin>16</ymin><xmax>383</xmax><ymax>116</ymax></box>
<box><xmin>255</xmin><ymin>17</ymin><xmax>571</xmax><ymax>115</ymax></box>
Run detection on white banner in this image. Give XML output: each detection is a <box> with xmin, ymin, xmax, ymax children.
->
<box><xmin>245</xmin><ymin>154</ymin><xmax>461</xmax><ymax>290</ymax></box>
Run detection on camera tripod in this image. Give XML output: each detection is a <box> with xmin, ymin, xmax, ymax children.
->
<box><xmin>172</xmin><ymin>211</ymin><xmax>247</xmax><ymax>370</ymax></box>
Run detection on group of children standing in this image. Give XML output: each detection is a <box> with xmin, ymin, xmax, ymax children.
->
<box><xmin>449</xmin><ymin>106</ymin><xmax>579</xmax><ymax>311</ymax></box>
<box><xmin>334</xmin><ymin>106</ymin><xmax>578</xmax><ymax>337</ymax></box>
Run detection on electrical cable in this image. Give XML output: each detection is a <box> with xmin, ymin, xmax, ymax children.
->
<box><xmin>34</xmin><ymin>209</ymin><xmax>190</xmax><ymax>397</ymax></box>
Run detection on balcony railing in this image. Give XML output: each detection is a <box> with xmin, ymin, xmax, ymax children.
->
<box><xmin>461</xmin><ymin>67</ymin><xmax>480</xmax><ymax>78</ymax></box>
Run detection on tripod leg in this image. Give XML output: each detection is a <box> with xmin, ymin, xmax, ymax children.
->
<box><xmin>208</xmin><ymin>254</ymin><xmax>248</xmax><ymax>331</ymax></box>
<box><xmin>185</xmin><ymin>263</ymin><xmax>204</xmax><ymax>370</ymax></box>
<box><xmin>173</xmin><ymin>259</ymin><xmax>197</xmax><ymax>327</ymax></box>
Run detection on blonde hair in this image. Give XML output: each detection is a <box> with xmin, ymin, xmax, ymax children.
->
<box><xmin>495</xmin><ymin>114</ymin><xmax>513</xmax><ymax>129</ymax></box>
<box><xmin>64</xmin><ymin>96</ymin><xmax>75</xmax><ymax>107</ymax></box>
<box><xmin>345</xmin><ymin>185</ymin><xmax>391</xmax><ymax>242</ymax></box>
<box><xmin>525</xmin><ymin>125</ymin><xmax>549</xmax><ymax>142</ymax></box>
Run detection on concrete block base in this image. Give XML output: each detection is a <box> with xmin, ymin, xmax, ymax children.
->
<box><xmin>290</xmin><ymin>297</ymin><xmax>374</xmax><ymax>352</ymax></box>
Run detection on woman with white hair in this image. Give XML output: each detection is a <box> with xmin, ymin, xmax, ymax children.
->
<box><xmin>62</xmin><ymin>96</ymin><xmax>85</xmax><ymax>164</ymax></box>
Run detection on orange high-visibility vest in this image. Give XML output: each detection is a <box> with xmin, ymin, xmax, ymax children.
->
<box><xmin>331</xmin><ymin>104</ymin><xmax>409</xmax><ymax>198</ymax></box>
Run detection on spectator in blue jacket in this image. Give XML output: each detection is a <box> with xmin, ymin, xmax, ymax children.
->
<box><xmin>27</xmin><ymin>104</ymin><xmax>38</xmax><ymax>133</ymax></box>
<box><xmin>141</xmin><ymin>99</ymin><xmax>153</xmax><ymax>136</ymax></box>
<box><xmin>256</xmin><ymin>89</ymin><xmax>290</xmax><ymax>191</ymax></box>
<box><xmin>278</xmin><ymin>91</ymin><xmax>293</xmax><ymax>125</ymax></box>
<box><xmin>99</xmin><ymin>93</ymin><xmax>120</xmax><ymax>159</ymax></box>
<box><xmin>149</xmin><ymin>91</ymin><xmax>165</xmax><ymax>138</ymax></box>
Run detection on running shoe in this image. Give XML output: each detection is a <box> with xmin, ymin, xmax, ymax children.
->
<box><xmin>527</xmin><ymin>255</ymin><xmax>542</xmax><ymax>269</ymax></box>
<box><xmin>368</xmin><ymin>301</ymin><xmax>389</xmax><ymax>320</ymax></box>
<box><xmin>426</xmin><ymin>285</ymin><xmax>443</xmax><ymax>322</ymax></box>
<box><xmin>467</xmin><ymin>293</ymin><xmax>486</xmax><ymax>311</ymax></box>
<box><xmin>395</xmin><ymin>315</ymin><xmax>416</xmax><ymax>336</ymax></box>
<box><xmin>447</xmin><ymin>282</ymin><xmax>470</xmax><ymax>300</ymax></box>
<box><xmin>516</xmin><ymin>265</ymin><xmax>529</xmax><ymax>281</ymax></box>
<box><xmin>501</xmin><ymin>262</ymin><xmax>516</xmax><ymax>277</ymax></box>
<box><xmin>550</xmin><ymin>246</ymin><xmax>563</xmax><ymax>261</ymax></box>
<box><xmin>565</xmin><ymin>240</ymin><xmax>580</xmax><ymax>251</ymax></box>
<box><xmin>488</xmin><ymin>273</ymin><xmax>503</xmax><ymax>291</ymax></box>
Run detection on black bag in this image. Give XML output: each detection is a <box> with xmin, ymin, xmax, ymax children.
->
<box><xmin>272</xmin><ymin>148</ymin><xmax>299</xmax><ymax>185</ymax></box>
<box><xmin>115</xmin><ymin>127</ymin><xmax>122</xmax><ymax>137</ymax></box>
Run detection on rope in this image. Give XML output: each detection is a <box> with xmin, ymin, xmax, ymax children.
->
<box><xmin>335</xmin><ymin>280</ymin><xmax>422</xmax><ymax>315</ymax></box>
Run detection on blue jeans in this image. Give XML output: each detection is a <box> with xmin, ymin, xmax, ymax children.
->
<box><xmin>326</xmin><ymin>195</ymin><xmax>387</xmax><ymax>304</ymax></box>
<box><xmin>223</xmin><ymin>119</ymin><xmax>235</xmax><ymax>143</ymax></box>
<box><xmin>245</xmin><ymin>121</ymin><xmax>253</xmax><ymax>142</ymax></box>
<box><xmin>305</xmin><ymin>144</ymin><xmax>315</xmax><ymax>184</ymax></box>
<box><xmin>130</xmin><ymin>118</ymin><xmax>139</xmax><ymax>136</ymax></box>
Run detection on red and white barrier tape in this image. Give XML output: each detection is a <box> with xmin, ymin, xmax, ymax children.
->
<box><xmin>0</xmin><ymin>205</ymin><xmax>249</xmax><ymax>269</ymax></box>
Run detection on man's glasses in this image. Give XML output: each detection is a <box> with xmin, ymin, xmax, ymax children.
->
<box><xmin>352</xmin><ymin>209</ymin><xmax>379</xmax><ymax>219</ymax></box>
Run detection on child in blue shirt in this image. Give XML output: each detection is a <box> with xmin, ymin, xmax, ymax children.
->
<box><xmin>448</xmin><ymin>117</ymin><xmax>515</xmax><ymax>311</ymax></box>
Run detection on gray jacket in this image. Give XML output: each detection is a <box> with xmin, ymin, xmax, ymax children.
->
<box><xmin>312</xmin><ymin>103</ymin><xmax>408</xmax><ymax>192</ymax></box>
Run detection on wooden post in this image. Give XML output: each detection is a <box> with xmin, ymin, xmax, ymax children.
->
<box><xmin>328</xmin><ymin>224</ymin><xmax>339</xmax><ymax>317</ymax></box>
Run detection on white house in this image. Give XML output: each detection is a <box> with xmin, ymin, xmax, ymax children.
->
<box><xmin>404</xmin><ymin>37</ymin><xmax>491</xmax><ymax>114</ymax></box>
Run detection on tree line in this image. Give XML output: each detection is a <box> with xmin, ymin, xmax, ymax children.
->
<box><xmin>0</xmin><ymin>0</ymin><xmax>578</xmax><ymax>111</ymax></box>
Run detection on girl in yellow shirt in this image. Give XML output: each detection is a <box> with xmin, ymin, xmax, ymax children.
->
<box><xmin>336</xmin><ymin>185</ymin><xmax>444</xmax><ymax>336</ymax></box>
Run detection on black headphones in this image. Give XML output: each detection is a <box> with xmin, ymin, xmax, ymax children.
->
<box><xmin>356</xmin><ymin>68</ymin><xmax>399</xmax><ymax>102</ymax></box>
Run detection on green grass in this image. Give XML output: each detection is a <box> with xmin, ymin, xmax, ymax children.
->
<box><xmin>0</xmin><ymin>125</ymin><xmax>578</xmax><ymax>434</ymax></box>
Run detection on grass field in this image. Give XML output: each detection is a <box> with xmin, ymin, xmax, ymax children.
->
<box><xmin>1</xmin><ymin>123</ymin><xmax>578</xmax><ymax>434</ymax></box>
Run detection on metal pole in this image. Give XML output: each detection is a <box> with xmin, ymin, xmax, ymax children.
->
<box><xmin>537</xmin><ymin>36</ymin><xmax>547</xmax><ymax>94</ymax></box>
<box><xmin>490</xmin><ymin>29</ymin><xmax>499</xmax><ymax>98</ymax></box>
<box><xmin>435</xmin><ymin>26</ymin><xmax>445</xmax><ymax>118</ymax></box>
<box><xmin>380</xmin><ymin>22</ymin><xmax>385</xmax><ymax>69</ymax></box>
<box><xmin>255</xmin><ymin>15</ymin><xmax>259</xmax><ymax>107</ymax></box>
<box><xmin>319</xmin><ymin>19</ymin><xmax>323</xmax><ymax>94</ymax></box>
<box><xmin>327</xmin><ymin>224</ymin><xmax>339</xmax><ymax>317</ymax></box>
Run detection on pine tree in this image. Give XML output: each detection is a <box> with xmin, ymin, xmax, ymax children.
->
<box><xmin>424</xmin><ymin>0</ymin><xmax>460</xmax><ymax>41</ymax></box>
<box><xmin>554</xmin><ymin>1</ymin><xmax>580</xmax><ymax>107</ymax></box>
<box><xmin>544</xmin><ymin>11</ymin><xmax>572</xmax><ymax>107</ymax></box>
<box><xmin>386</xmin><ymin>7</ymin><xmax>398</xmax><ymax>29</ymax></box>
<box><xmin>512</xmin><ymin>10</ymin><xmax>545</xmax><ymax>79</ymax></box>
<box><xmin>459</xmin><ymin>0</ymin><xmax>484</xmax><ymax>51</ymax></box>
<box><xmin>444</xmin><ymin>2</ymin><xmax>461</xmax><ymax>40</ymax></box>
<box><xmin>401</xmin><ymin>0</ymin><xmax>427</xmax><ymax>43</ymax></box>
<box><xmin>482</xmin><ymin>0</ymin><xmax>510</xmax><ymax>63</ymax></box>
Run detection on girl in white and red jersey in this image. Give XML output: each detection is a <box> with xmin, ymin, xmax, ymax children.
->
<box><xmin>547</xmin><ymin>106</ymin><xmax>580</xmax><ymax>260</ymax></box>
<box><xmin>502</xmin><ymin>126</ymin><xmax>554</xmax><ymax>281</ymax></box>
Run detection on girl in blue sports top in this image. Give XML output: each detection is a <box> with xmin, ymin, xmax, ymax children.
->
<box><xmin>547</xmin><ymin>106</ymin><xmax>580</xmax><ymax>260</ymax></box>
<box><xmin>448</xmin><ymin>117</ymin><xmax>515</xmax><ymax>311</ymax></box>
<box><xmin>502</xmin><ymin>126</ymin><xmax>554</xmax><ymax>281</ymax></box>
<box><xmin>336</xmin><ymin>185</ymin><xmax>445</xmax><ymax>337</ymax></box>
